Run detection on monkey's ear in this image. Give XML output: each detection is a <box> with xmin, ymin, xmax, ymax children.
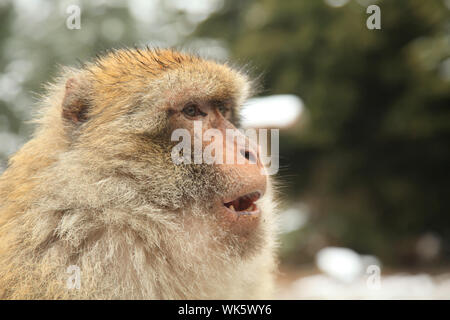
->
<box><xmin>61</xmin><ymin>77</ymin><xmax>90</xmax><ymax>124</ymax></box>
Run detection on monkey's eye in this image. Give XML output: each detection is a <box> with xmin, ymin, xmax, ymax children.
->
<box><xmin>217</xmin><ymin>105</ymin><xmax>229</xmax><ymax>116</ymax></box>
<box><xmin>182</xmin><ymin>103</ymin><xmax>206</xmax><ymax>118</ymax></box>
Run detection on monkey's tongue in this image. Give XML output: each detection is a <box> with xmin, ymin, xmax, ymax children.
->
<box><xmin>224</xmin><ymin>192</ymin><xmax>260</xmax><ymax>214</ymax></box>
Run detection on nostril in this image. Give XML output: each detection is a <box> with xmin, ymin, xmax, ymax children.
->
<box><xmin>240</xmin><ymin>149</ymin><xmax>257</xmax><ymax>163</ymax></box>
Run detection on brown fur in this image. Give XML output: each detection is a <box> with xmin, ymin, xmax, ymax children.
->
<box><xmin>0</xmin><ymin>48</ymin><xmax>278</xmax><ymax>299</ymax></box>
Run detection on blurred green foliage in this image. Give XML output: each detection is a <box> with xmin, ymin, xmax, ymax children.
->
<box><xmin>0</xmin><ymin>1</ymin><xmax>146</xmax><ymax>164</ymax></box>
<box><xmin>195</xmin><ymin>0</ymin><xmax>450</xmax><ymax>265</ymax></box>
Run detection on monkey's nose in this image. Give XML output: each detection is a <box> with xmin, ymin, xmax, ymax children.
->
<box><xmin>236</xmin><ymin>141</ymin><xmax>264</xmax><ymax>170</ymax></box>
<box><xmin>218</xmin><ymin>129</ymin><xmax>267</xmax><ymax>199</ymax></box>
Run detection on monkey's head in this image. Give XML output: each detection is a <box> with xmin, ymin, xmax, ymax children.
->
<box><xmin>47</xmin><ymin>48</ymin><xmax>273</xmax><ymax>255</ymax></box>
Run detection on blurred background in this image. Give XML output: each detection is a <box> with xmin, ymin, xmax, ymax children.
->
<box><xmin>0</xmin><ymin>0</ymin><xmax>449</xmax><ymax>298</ymax></box>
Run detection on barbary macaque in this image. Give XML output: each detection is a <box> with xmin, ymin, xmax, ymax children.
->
<box><xmin>0</xmin><ymin>48</ymin><xmax>278</xmax><ymax>299</ymax></box>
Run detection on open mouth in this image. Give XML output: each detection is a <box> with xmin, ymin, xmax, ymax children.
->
<box><xmin>223</xmin><ymin>191</ymin><xmax>261</xmax><ymax>216</ymax></box>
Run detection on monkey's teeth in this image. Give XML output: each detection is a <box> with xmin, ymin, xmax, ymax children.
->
<box><xmin>224</xmin><ymin>192</ymin><xmax>261</xmax><ymax>214</ymax></box>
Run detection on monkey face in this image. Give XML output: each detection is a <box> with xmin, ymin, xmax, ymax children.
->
<box><xmin>60</xmin><ymin>49</ymin><xmax>270</xmax><ymax>245</ymax></box>
<box><xmin>165</xmin><ymin>98</ymin><xmax>268</xmax><ymax>237</ymax></box>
